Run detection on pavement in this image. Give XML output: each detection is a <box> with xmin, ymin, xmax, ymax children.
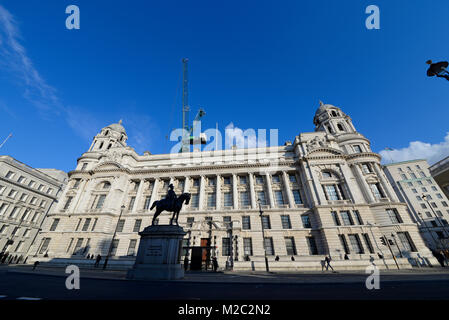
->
<box><xmin>2</xmin><ymin>264</ymin><xmax>449</xmax><ymax>300</ymax></box>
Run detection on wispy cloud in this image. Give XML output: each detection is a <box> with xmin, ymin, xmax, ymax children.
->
<box><xmin>0</xmin><ymin>4</ymin><xmax>158</xmax><ymax>150</ymax></box>
<box><xmin>379</xmin><ymin>133</ymin><xmax>449</xmax><ymax>165</ymax></box>
<box><xmin>225</xmin><ymin>122</ymin><xmax>258</xmax><ymax>149</ymax></box>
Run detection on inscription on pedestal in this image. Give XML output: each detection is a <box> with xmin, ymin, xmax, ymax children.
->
<box><xmin>146</xmin><ymin>245</ymin><xmax>163</xmax><ymax>256</ymax></box>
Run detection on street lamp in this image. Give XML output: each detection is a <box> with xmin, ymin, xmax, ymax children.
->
<box><xmin>258</xmin><ymin>198</ymin><xmax>269</xmax><ymax>273</ymax></box>
<box><xmin>103</xmin><ymin>205</ymin><xmax>126</xmax><ymax>269</ymax></box>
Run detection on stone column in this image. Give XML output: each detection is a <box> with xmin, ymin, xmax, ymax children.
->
<box><xmin>150</xmin><ymin>178</ymin><xmax>160</xmax><ymax>205</ymax></box>
<box><xmin>132</xmin><ymin>179</ymin><xmax>145</xmax><ymax>213</ymax></box>
<box><xmin>353</xmin><ymin>164</ymin><xmax>375</xmax><ymax>203</ymax></box>
<box><xmin>373</xmin><ymin>163</ymin><xmax>399</xmax><ymax>202</ymax></box>
<box><xmin>264</xmin><ymin>172</ymin><xmax>275</xmax><ymax>208</ymax></box>
<box><xmin>183</xmin><ymin>177</ymin><xmax>190</xmax><ymax>194</ymax></box>
<box><xmin>199</xmin><ymin>175</ymin><xmax>206</xmax><ymax>211</ymax></box>
<box><xmin>80</xmin><ymin>179</ymin><xmax>97</xmax><ymax>212</ymax></box>
<box><xmin>307</xmin><ymin>166</ymin><xmax>327</xmax><ymax>205</ymax></box>
<box><xmin>232</xmin><ymin>174</ymin><xmax>239</xmax><ymax>209</ymax></box>
<box><xmin>216</xmin><ymin>174</ymin><xmax>221</xmax><ymax>210</ymax></box>
<box><xmin>69</xmin><ymin>179</ymin><xmax>87</xmax><ymax>213</ymax></box>
<box><xmin>248</xmin><ymin>173</ymin><xmax>257</xmax><ymax>209</ymax></box>
<box><xmin>282</xmin><ymin>171</ymin><xmax>295</xmax><ymax>208</ymax></box>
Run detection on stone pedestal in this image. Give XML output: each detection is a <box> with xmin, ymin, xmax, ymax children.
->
<box><xmin>127</xmin><ymin>225</ymin><xmax>186</xmax><ymax>280</ymax></box>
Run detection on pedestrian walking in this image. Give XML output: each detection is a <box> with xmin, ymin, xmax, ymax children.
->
<box><xmin>212</xmin><ymin>256</ymin><xmax>218</xmax><ymax>272</ymax></box>
<box><xmin>32</xmin><ymin>261</ymin><xmax>39</xmax><ymax>270</ymax></box>
<box><xmin>325</xmin><ymin>255</ymin><xmax>335</xmax><ymax>272</ymax></box>
<box><xmin>275</xmin><ymin>255</ymin><xmax>280</xmax><ymax>262</ymax></box>
<box><xmin>184</xmin><ymin>256</ymin><xmax>189</xmax><ymax>271</ymax></box>
<box><xmin>94</xmin><ymin>254</ymin><xmax>101</xmax><ymax>268</ymax></box>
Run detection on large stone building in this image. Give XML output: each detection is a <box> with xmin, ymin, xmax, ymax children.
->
<box><xmin>430</xmin><ymin>156</ymin><xmax>449</xmax><ymax>199</ymax></box>
<box><xmin>0</xmin><ymin>156</ymin><xmax>67</xmax><ymax>260</ymax></box>
<box><xmin>31</xmin><ymin>103</ymin><xmax>438</xmax><ymax>270</ymax></box>
<box><xmin>383</xmin><ymin>159</ymin><xmax>449</xmax><ymax>250</ymax></box>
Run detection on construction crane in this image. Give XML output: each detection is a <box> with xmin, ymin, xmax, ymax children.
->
<box><xmin>180</xmin><ymin>58</ymin><xmax>207</xmax><ymax>152</ymax></box>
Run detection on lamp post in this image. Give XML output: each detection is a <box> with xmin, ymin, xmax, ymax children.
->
<box><xmin>103</xmin><ymin>205</ymin><xmax>125</xmax><ymax>270</ymax></box>
<box><xmin>366</xmin><ymin>221</ymin><xmax>388</xmax><ymax>269</ymax></box>
<box><xmin>258</xmin><ymin>198</ymin><xmax>269</xmax><ymax>273</ymax></box>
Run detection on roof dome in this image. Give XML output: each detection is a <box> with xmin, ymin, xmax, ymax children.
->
<box><xmin>315</xmin><ymin>101</ymin><xmax>338</xmax><ymax>116</ymax></box>
<box><xmin>106</xmin><ymin>120</ymin><xmax>127</xmax><ymax>135</ymax></box>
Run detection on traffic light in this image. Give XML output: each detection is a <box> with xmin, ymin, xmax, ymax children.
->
<box><xmin>380</xmin><ymin>237</ymin><xmax>386</xmax><ymax>246</ymax></box>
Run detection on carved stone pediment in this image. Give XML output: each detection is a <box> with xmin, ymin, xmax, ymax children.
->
<box><xmin>94</xmin><ymin>161</ymin><xmax>123</xmax><ymax>171</ymax></box>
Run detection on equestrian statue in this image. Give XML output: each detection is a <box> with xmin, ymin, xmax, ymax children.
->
<box><xmin>150</xmin><ymin>184</ymin><xmax>191</xmax><ymax>226</ymax></box>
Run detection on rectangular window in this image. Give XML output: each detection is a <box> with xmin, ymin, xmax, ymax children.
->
<box><xmin>191</xmin><ymin>194</ymin><xmax>199</xmax><ymax>208</ymax></box>
<box><xmin>75</xmin><ymin>219</ymin><xmax>82</xmax><ymax>231</ymax></box>
<box><xmin>0</xmin><ymin>203</ymin><xmax>9</xmax><ymax>216</ymax></box>
<box><xmin>50</xmin><ymin>219</ymin><xmax>60</xmax><ymax>231</ymax></box>
<box><xmin>73</xmin><ymin>238</ymin><xmax>83</xmax><ymax>254</ymax></box>
<box><xmin>73</xmin><ymin>179</ymin><xmax>81</xmax><ymax>188</ymax></box>
<box><xmin>285</xmin><ymin>237</ymin><xmax>297</xmax><ymax>255</ymax></box>
<box><xmin>5</xmin><ymin>171</ymin><xmax>14</xmax><ymax>179</ymax></box>
<box><xmin>239</xmin><ymin>191</ymin><xmax>250</xmax><ymax>207</ymax></box>
<box><xmin>223</xmin><ymin>216</ymin><xmax>232</xmax><ymax>229</ymax></box>
<box><xmin>91</xmin><ymin>218</ymin><xmax>98</xmax><ymax>231</ymax></box>
<box><xmin>386</xmin><ymin>209</ymin><xmax>402</xmax><ymax>224</ymax></box>
<box><xmin>255</xmin><ymin>175</ymin><xmax>264</xmax><ymax>184</ymax></box>
<box><xmin>192</xmin><ymin>178</ymin><xmax>200</xmax><ymax>187</ymax></box>
<box><xmin>292</xmin><ymin>190</ymin><xmax>303</xmax><ymax>204</ymax></box>
<box><xmin>400</xmin><ymin>174</ymin><xmax>407</xmax><ymax>180</ymax></box>
<box><xmin>353</xmin><ymin>145</ymin><xmax>362</xmax><ymax>153</ymax></box>
<box><xmin>143</xmin><ymin>196</ymin><xmax>151</xmax><ymax>210</ymax></box>
<box><xmin>95</xmin><ymin>195</ymin><xmax>106</xmax><ymax>209</ymax></box>
<box><xmin>264</xmin><ymin>237</ymin><xmax>275</xmax><ymax>255</ymax></box>
<box><xmin>325</xmin><ymin>185</ymin><xmax>339</xmax><ymax>201</ymax></box>
<box><xmin>186</xmin><ymin>217</ymin><xmax>194</xmax><ymax>228</ymax></box>
<box><xmin>8</xmin><ymin>207</ymin><xmax>19</xmax><ymax>218</ymax></box>
<box><xmin>361</xmin><ymin>163</ymin><xmax>372</xmax><ymax>174</ymax></box>
<box><xmin>281</xmin><ymin>215</ymin><xmax>292</xmax><ymax>229</ymax></box>
<box><xmin>301</xmin><ymin>215</ymin><xmax>311</xmax><ymax>228</ymax></box>
<box><xmin>363</xmin><ymin>233</ymin><xmax>375</xmax><ymax>254</ymax></box>
<box><xmin>353</xmin><ymin>210</ymin><xmax>363</xmax><ymax>225</ymax></box>
<box><xmin>117</xmin><ymin>219</ymin><xmax>125</xmax><ymax>232</ymax></box>
<box><xmin>370</xmin><ymin>183</ymin><xmax>384</xmax><ymax>199</ymax></box>
<box><xmin>442</xmin><ymin>201</ymin><xmax>448</xmax><ymax>207</ymax></box>
<box><xmin>348</xmin><ymin>234</ymin><xmax>364</xmax><ymax>254</ymax></box>
<box><xmin>82</xmin><ymin>218</ymin><xmax>91</xmax><ymax>231</ymax></box>
<box><xmin>223</xmin><ymin>192</ymin><xmax>233</xmax><ymax>207</ymax></box>
<box><xmin>22</xmin><ymin>229</ymin><xmax>30</xmax><ymax>237</ymax></box>
<box><xmin>243</xmin><ymin>238</ymin><xmax>253</xmax><ymax>256</ymax></box>
<box><xmin>397</xmin><ymin>232</ymin><xmax>417</xmax><ymax>252</ymax></box>
<box><xmin>289</xmin><ymin>174</ymin><xmax>297</xmax><ymax>183</ymax></box>
<box><xmin>207</xmin><ymin>193</ymin><xmax>216</xmax><ymax>208</ymax></box>
<box><xmin>17</xmin><ymin>176</ymin><xmax>26</xmax><ymax>183</ymax></box>
<box><xmin>133</xmin><ymin>219</ymin><xmax>142</xmax><ymax>232</ymax></box>
<box><xmin>28</xmin><ymin>180</ymin><xmax>35</xmax><ymax>188</ymax></box>
<box><xmin>274</xmin><ymin>190</ymin><xmax>285</xmax><ymax>206</ymax></box>
<box><xmin>0</xmin><ymin>225</ymin><xmax>8</xmax><ymax>234</ymax></box>
<box><xmin>331</xmin><ymin>211</ymin><xmax>341</xmax><ymax>226</ymax></box>
<box><xmin>66</xmin><ymin>238</ymin><xmax>74</xmax><ymax>253</ymax></box>
<box><xmin>222</xmin><ymin>237</ymin><xmax>231</xmax><ymax>256</ymax></box>
<box><xmin>223</xmin><ymin>176</ymin><xmax>231</xmax><ymax>185</ymax></box>
<box><xmin>339</xmin><ymin>234</ymin><xmax>350</xmax><ymax>254</ymax></box>
<box><xmin>8</xmin><ymin>189</ymin><xmax>17</xmax><ymax>198</ymax></box>
<box><xmin>340</xmin><ymin>211</ymin><xmax>354</xmax><ymax>226</ymax></box>
<box><xmin>242</xmin><ymin>216</ymin><xmax>251</xmax><ymax>230</ymax></box>
<box><xmin>271</xmin><ymin>174</ymin><xmax>281</xmax><ymax>183</ymax></box>
<box><xmin>257</xmin><ymin>191</ymin><xmax>267</xmax><ymax>205</ymax></box>
<box><xmin>110</xmin><ymin>239</ymin><xmax>119</xmax><ymax>256</ymax></box>
<box><xmin>239</xmin><ymin>176</ymin><xmax>247</xmax><ymax>185</ymax></box>
<box><xmin>64</xmin><ymin>196</ymin><xmax>73</xmax><ymax>210</ymax></box>
<box><xmin>39</xmin><ymin>238</ymin><xmax>51</xmax><ymax>254</ymax></box>
<box><xmin>307</xmin><ymin>236</ymin><xmax>318</xmax><ymax>255</ymax></box>
<box><xmin>127</xmin><ymin>239</ymin><xmax>138</xmax><ymax>256</ymax></box>
<box><xmin>261</xmin><ymin>216</ymin><xmax>271</xmax><ymax>229</ymax></box>
<box><xmin>128</xmin><ymin>197</ymin><xmax>136</xmax><ymax>210</ymax></box>
<box><xmin>208</xmin><ymin>177</ymin><xmax>216</xmax><ymax>186</ymax></box>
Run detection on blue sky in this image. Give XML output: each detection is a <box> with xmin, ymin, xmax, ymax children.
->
<box><xmin>0</xmin><ymin>0</ymin><xmax>448</xmax><ymax>172</ymax></box>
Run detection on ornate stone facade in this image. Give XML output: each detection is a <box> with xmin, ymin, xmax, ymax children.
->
<box><xmin>30</xmin><ymin>103</ymin><xmax>437</xmax><ymax>270</ymax></box>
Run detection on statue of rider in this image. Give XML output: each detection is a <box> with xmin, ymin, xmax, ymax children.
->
<box><xmin>165</xmin><ymin>184</ymin><xmax>177</xmax><ymax>211</ymax></box>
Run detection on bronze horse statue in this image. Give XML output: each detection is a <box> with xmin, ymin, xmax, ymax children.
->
<box><xmin>150</xmin><ymin>192</ymin><xmax>191</xmax><ymax>225</ymax></box>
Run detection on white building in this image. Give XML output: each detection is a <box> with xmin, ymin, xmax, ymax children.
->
<box><xmin>30</xmin><ymin>103</ymin><xmax>438</xmax><ymax>270</ymax></box>
<box><xmin>430</xmin><ymin>156</ymin><xmax>449</xmax><ymax>200</ymax></box>
<box><xmin>0</xmin><ymin>156</ymin><xmax>67</xmax><ymax>261</ymax></box>
<box><xmin>384</xmin><ymin>159</ymin><xmax>449</xmax><ymax>251</ymax></box>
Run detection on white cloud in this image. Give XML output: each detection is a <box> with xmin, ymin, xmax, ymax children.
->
<box><xmin>225</xmin><ymin>122</ymin><xmax>258</xmax><ymax>149</ymax></box>
<box><xmin>379</xmin><ymin>133</ymin><xmax>449</xmax><ymax>165</ymax></box>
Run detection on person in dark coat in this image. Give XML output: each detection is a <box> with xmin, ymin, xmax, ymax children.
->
<box><xmin>275</xmin><ymin>255</ymin><xmax>280</xmax><ymax>261</ymax></box>
<box><xmin>184</xmin><ymin>256</ymin><xmax>189</xmax><ymax>271</ymax></box>
<box><xmin>32</xmin><ymin>261</ymin><xmax>39</xmax><ymax>270</ymax></box>
<box><xmin>212</xmin><ymin>256</ymin><xmax>218</xmax><ymax>272</ymax></box>
<box><xmin>94</xmin><ymin>254</ymin><xmax>101</xmax><ymax>268</ymax></box>
<box><xmin>325</xmin><ymin>255</ymin><xmax>334</xmax><ymax>271</ymax></box>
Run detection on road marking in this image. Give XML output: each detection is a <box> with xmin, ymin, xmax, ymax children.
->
<box><xmin>17</xmin><ymin>297</ymin><xmax>42</xmax><ymax>300</ymax></box>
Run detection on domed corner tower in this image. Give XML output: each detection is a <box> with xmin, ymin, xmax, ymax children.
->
<box><xmin>88</xmin><ymin>120</ymin><xmax>128</xmax><ymax>152</ymax></box>
<box><xmin>313</xmin><ymin>101</ymin><xmax>371</xmax><ymax>155</ymax></box>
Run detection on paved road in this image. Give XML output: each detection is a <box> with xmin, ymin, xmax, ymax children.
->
<box><xmin>1</xmin><ymin>267</ymin><xmax>449</xmax><ymax>300</ymax></box>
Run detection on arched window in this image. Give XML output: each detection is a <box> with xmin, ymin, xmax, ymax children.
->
<box><xmin>102</xmin><ymin>181</ymin><xmax>111</xmax><ymax>189</ymax></box>
<box><xmin>331</xmin><ymin>111</ymin><xmax>338</xmax><ymax>117</ymax></box>
<box><xmin>105</xmin><ymin>130</ymin><xmax>109</xmax><ymax>136</ymax></box>
<box><xmin>326</xmin><ymin>125</ymin><xmax>333</xmax><ymax>134</ymax></box>
<box><xmin>120</xmin><ymin>136</ymin><xmax>124</xmax><ymax>142</ymax></box>
<box><xmin>322</xmin><ymin>171</ymin><xmax>332</xmax><ymax>178</ymax></box>
<box><xmin>321</xmin><ymin>171</ymin><xmax>348</xmax><ymax>201</ymax></box>
<box><xmin>337</xmin><ymin>123</ymin><xmax>345</xmax><ymax>131</ymax></box>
